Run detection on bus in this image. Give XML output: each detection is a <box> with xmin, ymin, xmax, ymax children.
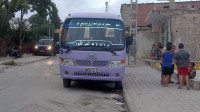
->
<box><xmin>59</xmin><ymin>13</ymin><xmax>127</xmax><ymax>89</ymax></box>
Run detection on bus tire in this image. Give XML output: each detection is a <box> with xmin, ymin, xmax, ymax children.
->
<box><xmin>63</xmin><ymin>79</ymin><xmax>71</xmax><ymax>88</ymax></box>
<box><xmin>115</xmin><ymin>81</ymin><xmax>122</xmax><ymax>90</ymax></box>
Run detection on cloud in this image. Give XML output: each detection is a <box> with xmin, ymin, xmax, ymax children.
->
<box><xmin>19</xmin><ymin>0</ymin><xmax>198</xmax><ymax>21</ymax></box>
<box><xmin>17</xmin><ymin>0</ymin><xmax>153</xmax><ymax>21</ymax></box>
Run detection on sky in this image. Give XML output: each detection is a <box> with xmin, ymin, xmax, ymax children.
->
<box><xmin>19</xmin><ymin>0</ymin><xmax>198</xmax><ymax>21</ymax></box>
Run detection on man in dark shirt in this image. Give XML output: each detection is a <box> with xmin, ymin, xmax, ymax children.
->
<box><xmin>174</xmin><ymin>43</ymin><xmax>191</xmax><ymax>90</ymax></box>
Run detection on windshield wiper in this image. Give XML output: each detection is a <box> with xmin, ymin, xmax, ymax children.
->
<box><xmin>100</xmin><ymin>47</ymin><xmax>117</xmax><ymax>55</ymax></box>
<box><xmin>63</xmin><ymin>46</ymin><xmax>85</xmax><ymax>53</ymax></box>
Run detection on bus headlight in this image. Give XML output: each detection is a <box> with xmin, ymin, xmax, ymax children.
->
<box><xmin>47</xmin><ymin>46</ymin><xmax>52</xmax><ymax>50</ymax></box>
<box><xmin>108</xmin><ymin>60</ymin><xmax>124</xmax><ymax>67</ymax></box>
<box><xmin>60</xmin><ymin>58</ymin><xmax>75</xmax><ymax>66</ymax></box>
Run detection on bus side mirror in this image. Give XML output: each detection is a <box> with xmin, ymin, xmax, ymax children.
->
<box><xmin>126</xmin><ymin>36</ymin><xmax>133</xmax><ymax>45</ymax></box>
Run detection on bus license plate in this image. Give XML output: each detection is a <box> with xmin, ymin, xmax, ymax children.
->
<box><xmin>84</xmin><ymin>68</ymin><xmax>99</xmax><ymax>72</ymax></box>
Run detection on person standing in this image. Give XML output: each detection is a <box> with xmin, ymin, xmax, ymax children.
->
<box><xmin>169</xmin><ymin>45</ymin><xmax>176</xmax><ymax>83</ymax></box>
<box><xmin>153</xmin><ymin>44</ymin><xmax>158</xmax><ymax>60</ymax></box>
<box><xmin>174</xmin><ymin>43</ymin><xmax>191</xmax><ymax>90</ymax></box>
<box><xmin>160</xmin><ymin>42</ymin><xmax>172</xmax><ymax>85</ymax></box>
<box><xmin>160</xmin><ymin>45</ymin><xmax>173</xmax><ymax>87</ymax></box>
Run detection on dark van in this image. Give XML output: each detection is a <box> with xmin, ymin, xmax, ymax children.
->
<box><xmin>34</xmin><ymin>38</ymin><xmax>56</xmax><ymax>55</ymax></box>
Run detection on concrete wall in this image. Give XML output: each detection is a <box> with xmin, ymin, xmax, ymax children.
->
<box><xmin>159</xmin><ymin>19</ymin><xmax>171</xmax><ymax>46</ymax></box>
<box><xmin>137</xmin><ymin>30</ymin><xmax>159</xmax><ymax>59</ymax></box>
<box><xmin>121</xmin><ymin>4</ymin><xmax>130</xmax><ymax>27</ymax></box>
<box><xmin>171</xmin><ymin>11</ymin><xmax>200</xmax><ymax>60</ymax></box>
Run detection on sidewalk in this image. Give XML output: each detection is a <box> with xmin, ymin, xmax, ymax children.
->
<box><xmin>123</xmin><ymin>60</ymin><xmax>200</xmax><ymax>112</ymax></box>
<box><xmin>0</xmin><ymin>54</ymin><xmax>49</xmax><ymax>73</ymax></box>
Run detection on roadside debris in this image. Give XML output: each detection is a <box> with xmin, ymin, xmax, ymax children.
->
<box><xmin>2</xmin><ymin>60</ymin><xmax>17</xmax><ymax>66</ymax></box>
<box><xmin>115</xmin><ymin>102</ymin><xmax>124</xmax><ymax>105</ymax></box>
<box><xmin>104</xmin><ymin>91</ymin><xmax>127</xmax><ymax>112</ymax></box>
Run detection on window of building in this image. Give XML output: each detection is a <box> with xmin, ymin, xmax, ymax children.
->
<box><xmin>192</xmin><ymin>5</ymin><xmax>195</xmax><ymax>8</ymax></box>
<box><xmin>163</xmin><ymin>6</ymin><xmax>169</xmax><ymax>9</ymax></box>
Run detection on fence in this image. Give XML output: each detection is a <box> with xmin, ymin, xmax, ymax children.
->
<box><xmin>0</xmin><ymin>39</ymin><xmax>34</xmax><ymax>57</ymax></box>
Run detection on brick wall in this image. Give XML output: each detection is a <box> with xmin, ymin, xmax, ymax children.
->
<box><xmin>171</xmin><ymin>11</ymin><xmax>200</xmax><ymax>60</ymax></box>
<box><xmin>121</xmin><ymin>1</ymin><xmax>200</xmax><ymax>27</ymax></box>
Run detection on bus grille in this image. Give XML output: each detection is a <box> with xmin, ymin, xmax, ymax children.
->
<box><xmin>76</xmin><ymin>60</ymin><xmax>108</xmax><ymax>67</ymax></box>
<box><xmin>76</xmin><ymin>60</ymin><xmax>91</xmax><ymax>66</ymax></box>
<box><xmin>93</xmin><ymin>61</ymin><xmax>108</xmax><ymax>66</ymax></box>
<box><xmin>74</xmin><ymin>72</ymin><xmax>109</xmax><ymax>77</ymax></box>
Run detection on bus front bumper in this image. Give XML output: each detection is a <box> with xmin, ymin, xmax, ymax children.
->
<box><xmin>59</xmin><ymin>65</ymin><xmax>125</xmax><ymax>81</ymax></box>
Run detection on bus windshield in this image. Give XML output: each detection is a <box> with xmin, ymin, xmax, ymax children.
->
<box><xmin>61</xmin><ymin>18</ymin><xmax>125</xmax><ymax>51</ymax></box>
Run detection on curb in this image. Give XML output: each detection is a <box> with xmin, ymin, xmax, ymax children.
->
<box><xmin>123</xmin><ymin>82</ymin><xmax>131</xmax><ymax>112</ymax></box>
<box><xmin>123</xmin><ymin>81</ymin><xmax>138</xmax><ymax>112</ymax></box>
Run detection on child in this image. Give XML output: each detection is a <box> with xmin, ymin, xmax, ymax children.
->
<box><xmin>151</xmin><ymin>44</ymin><xmax>155</xmax><ymax>59</ymax></box>
<box><xmin>169</xmin><ymin>45</ymin><xmax>176</xmax><ymax>83</ymax></box>
<box><xmin>188</xmin><ymin>62</ymin><xmax>196</xmax><ymax>79</ymax></box>
<box><xmin>160</xmin><ymin>44</ymin><xmax>173</xmax><ymax>87</ymax></box>
<box><xmin>157</xmin><ymin>46</ymin><xmax>163</xmax><ymax>60</ymax></box>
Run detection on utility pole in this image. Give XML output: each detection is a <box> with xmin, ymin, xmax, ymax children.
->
<box><xmin>128</xmin><ymin>0</ymin><xmax>138</xmax><ymax>65</ymax></box>
<box><xmin>157</xmin><ymin>0</ymin><xmax>175</xmax><ymax>42</ymax></box>
<box><xmin>105</xmin><ymin>0</ymin><xmax>111</xmax><ymax>13</ymax></box>
<box><xmin>48</xmin><ymin>15</ymin><xmax>51</xmax><ymax>38</ymax></box>
<box><xmin>169</xmin><ymin>0</ymin><xmax>175</xmax><ymax>42</ymax></box>
<box><xmin>170</xmin><ymin>0</ymin><xmax>175</xmax><ymax>10</ymax></box>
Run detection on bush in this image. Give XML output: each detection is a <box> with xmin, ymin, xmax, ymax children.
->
<box><xmin>2</xmin><ymin>60</ymin><xmax>17</xmax><ymax>66</ymax></box>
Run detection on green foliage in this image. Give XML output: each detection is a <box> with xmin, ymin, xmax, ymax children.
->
<box><xmin>28</xmin><ymin>14</ymin><xmax>48</xmax><ymax>28</ymax></box>
<box><xmin>2</xmin><ymin>60</ymin><xmax>17</xmax><ymax>66</ymax></box>
<box><xmin>31</xmin><ymin>24</ymin><xmax>55</xmax><ymax>41</ymax></box>
<box><xmin>1</xmin><ymin>0</ymin><xmax>60</xmax><ymax>45</ymax></box>
<box><xmin>0</xmin><ymin>3</ymin><xmax>13</xmax><ymax>39</ymax></box>
<box><xmin>8</xmin><ymin>0</ymin><xmax>30</xmax><ymax>15</ymax></box>
<box><xmin>27</xmin><ymin>0</ymin><xmax>52</xmax><ymax>17</ymax></box>
<box><xmin>50</xmin><ymin>2</ymin><xmax>61</xmax><ymax>29</ymax></box>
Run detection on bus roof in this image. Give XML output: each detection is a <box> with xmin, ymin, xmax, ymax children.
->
<box><xmin>66</xmin><ymin>13</ymin><xmax>123</xmax><ymax>21</ymax></box>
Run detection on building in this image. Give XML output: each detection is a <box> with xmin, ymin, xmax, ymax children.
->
<box><xmin>121</xmin><ymin>1</ymin><xmax>200</xmax><ymax>60</ymax></box>
<box><xmin>9</xmin><ymin>18</ymin><xmax>31</xmax><ymax>30</ymax></box>
<box><xmin>146</xmin><ymin>9</ymin><xmax>200</xmax><ymax>60</ymax></box>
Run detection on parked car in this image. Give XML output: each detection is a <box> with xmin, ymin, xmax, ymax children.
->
<box><xmin>34</xmin><ymin>38</ymin><xmax>56</xmax><ymax>55</ymax></box>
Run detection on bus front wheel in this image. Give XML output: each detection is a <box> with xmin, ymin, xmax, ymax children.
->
<box><xmin>63</xmin><ymin>79</ymin><xmax>71</xmax><ymax>88</ymax></box>
<box><xmin>115</xmin><ymin>81</ymin><xmax>122</xmax><ymax>90</ymax></box>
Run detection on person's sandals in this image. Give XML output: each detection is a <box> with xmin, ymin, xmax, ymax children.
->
<box><xmin>169</xmin><ymin>81</ymin><xmax>174</xmax><ymax>83</ymax></box>
<box><xmin>187</xmin><ymin>87</ymin><xmax>191</xmax><ymax>90</ymax></box>
<box><xmin>176</xmin><ymin>82</ymin><xmax>180</xmax><ymax>84</ymax></box>
<box><xmin>178</xmin><ymin>87</ymin><xmax>182</xmax><ymax>89</ymax></box>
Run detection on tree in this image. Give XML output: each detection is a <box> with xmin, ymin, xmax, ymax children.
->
<box><xmin>31</xmin><ymin>24</ymin><xmax>55</xmax><ymax>41</ymax></box>
<box><xmin>28</xmin><ymin>0</ymin><xmax>52</xmax><ymax>17</ymax></box>
<box><xmin>8</xmin><ymin>0</ymin><xmax>52</xmax><ymax>55</ymax></box>
<box><xmin>0</xmin><ymin>1</ymin><xmax>13</xmax><ymax>39</ymax></box>
<box><xmin>50</xmin><ymin>2</ymin><xmax>61</xmax><ymax>29</ymax></box>
<box><xmin>28</xmin><ymin>14</ymin><xmax>47</xmax><ymax>28</ymax></box>
<box><xmin>8</xmin><ymin>0</ymin><xmax>30</xmax><ymax>55</ymax></box>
